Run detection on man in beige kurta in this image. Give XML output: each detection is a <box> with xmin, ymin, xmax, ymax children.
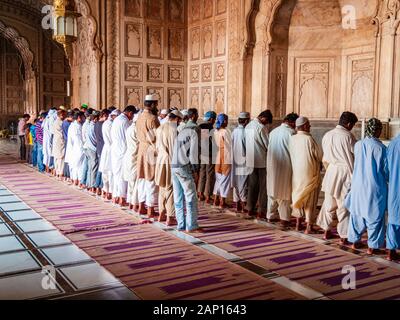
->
<box><xmin>136</xmin><ymin>94</ymin><xmax>160</xmax><ymax>217</ymax></box>
<box><xmin>155</xmin><ymin>110</ymin><xmax>183</xmax><ymax>226</ymax></box>
<box><xmin>289</xmin><ymin>116</ymin><xmax>322</xmax><ymax>234</ymax></box>
<box><xmin>317</xmin><ymin>112</ymin><xmax>358</xmax><ymax>243</ymax></box>
<box><xmin>53</xmin><ymin>109</ymin><xmax>67</xmax><ymax>178</ymax></box>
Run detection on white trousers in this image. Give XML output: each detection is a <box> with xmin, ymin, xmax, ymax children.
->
<box><xmin>127</xmin><ymin>176</ymin><xmax>142</xmax><ymax>205</ymax></box>
<box><xmin>102</xmin><ymin>171</ymin><xmax>113</xmax><ymax>194</ymax></box>
<box><xmin>267</xmin><ymin>196</ymin><xmax>292</xmax><ymax>221</ymax></box>
<box><xmin>138</xmin><ymin>179</ymin><xmax>158</xmax><ymax>207</ymax></box>
<box><xmin>112</xmin><ymin>170</ymin><xmax>127</xmax><ymax>198</ymax></box>
<box><xmin>317</xmin><ymin>193</ymin><xmax>349</xmax><ymax>238</ymax></box>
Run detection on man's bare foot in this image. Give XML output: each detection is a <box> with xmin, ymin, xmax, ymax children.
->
<box><xmin>187</xmin><ymin>227</ymin><xmax>204</xmax><ymax>234</ymax></box>
<box><xmin>147</xmin><ymin>207</ymin><xmax>156</xmax><ymax>218</ymax></box>
<box><xmin>340</xmin><ymin>238</ymin><xmax>349</xmax><ymax>245</ymax></box>
<box><xmin>295</xmin><ymin>218</ymin><xmax>303</xmax><ymax>231</ymax></box>
<box><xmin>268</xmin><ymin>218</ymin><xmax>280</xmax><ymax>223</ymax></box>
<box><xmin>133</xmin><ymin>204</ymin><xmax>139</xmax><ymax>212</ymax></box>
<box><xmin>106</xmin><ymin>193</ymin><xmax>112</xmax><ymax>200</ymax></box>
<box><xmin>386</xmin><ymin>250</ymin><xmax>400</xmax><ymax>261</ymax></box>
<box><xmin>119</xmin><ymin>198</ymin><xmax>128</xmax><ymax>207</ymax></box>
<box><xmin>205</xmin><ymin>196</ymin><xmax>212</xmax><ymax>204</ymax></box>
<box><xmin>220</xmin><ymin>199</ymin><xmax>228</xmax><ymax>209</ymax></box>
<box><xmin>305</xmin><ymin>224</ymin><xmax>315</xmax><ymax>234</ymax></box>
<box><xmin>213</xmin><ymin>196</ymin><xmax>220</xmax><ymax>207</ymax></box>
<box><xmin>323</xmin><ymin>230</ymin><xmax>333</xmax><ymax>240</ymax></box>
<box><xmin>198</xmin><ymin>193</ymin><xmax>205</xmax><ymax>201</ymax></box>
<box><xmin>367</xmin><ymin>248</ymin><xmax>379</xmax><ymax>255</ymax></box>
<box><xmin>138</xmin><ymin>203</ymin><xmax>147</xmax><ymax>215</ymax></box>
<box><xmin>158</xmin><ymin>211</ymin><xmax>167</xmax><ymax>222</ymax></box>
<box><xmin>166</xmin><ymin>216</ymin><xmax>177</xmax><ymax>226</ymax></box>
<box><xmin>257</xmin><ymin>212</ymin><xmax>266</xmax><ymax>220</ymax></box>
<box><xmin>351</xmin><ymin>242</ymin><xmax>362</xmax><ymax>250</ymax></box>
<box><xmin>280</xmin><ymin>220</ymin><xmax>290</xmax><ymax>228</ymax></box>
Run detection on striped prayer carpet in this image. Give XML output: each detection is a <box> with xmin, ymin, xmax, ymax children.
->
<box><xmin>0</xmin><ymin>161</ymin><xmax>301</xmax><ymax>300</ymax></box>
<box><xmin>193</xmin><ymin>206</ymin><xmax>400</xmax><ymax>300</ymax></box>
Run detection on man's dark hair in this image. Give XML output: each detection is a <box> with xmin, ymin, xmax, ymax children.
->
<box><xmin>67</xmin><ymin>110</ymin><xmax>74</xmax><ymax>118</ymax></box>
<box><xmin>23</xmin><ymin>113</ymin><xmax>30</xmax><ymax>120</ymax></box>
<box><xmin>187</xmin><ymin>108</ymin><xmax>198</xmax><ymax>119</ymax></box>
<box><xmin>238</xmin><ymin>118</ymin><xmax>249</xmax><ymax>125</ymax></box>
<box><xmin>108</xmin><ymin>106</ymin><xmax>117</xmax><ymax>112</ymax></box>
<box><xmin>124</xmin><ymin>105</ymin><xmax>137</xmax><ymax>113</ymax></box>
<box><xmin>258</xmin><ymin>110</ymin><xmax>273</xmax><ymax>124</ymax></box>
<box><xmin>40</xmin><ymin>112</ymin><xmax>47</xmax><ymax>119</ymax></box>
<box><xmin>100</xmin><ymin>109</ymin><xmax>110</xmax><ymax>118</ymax></box>
<box><xmin>339</xmin><ymin>112</ymin><xmax>358</xmax><ymax>127</ymax></box>
<box><xmin>144</xmin><ymin>100</ymin><xmax>157</xmax><ymax>108</ymax></box>
<box><xmin>284</xmin><ymin>112</ymin><xmax>299</xmax><ymax>123</ymax></box>
<box><xmin>73</xmin><ymin>108</ymin><xmax>80</xmax><ymax>112</ymax></box>
<box><xmin>73</xmin><ymin>111</ymin><xmax>84</xmax><ymax>120</ymax></box>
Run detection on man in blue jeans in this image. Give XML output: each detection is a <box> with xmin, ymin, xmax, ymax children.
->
<box><xmin>171</xmin><ymin>108</ymin><xmax>203</xmax><ymax>233</ymax></box>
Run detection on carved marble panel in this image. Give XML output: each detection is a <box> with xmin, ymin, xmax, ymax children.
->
<box><xmin>216</xmin><ymin>0</ymin><xmax>227</xmax><ymax>15</ymax></box>
<box><xmin>214</xmin><ymin>62</ymin><xmax>225</xmax><ymax>81</ymax></box>
<box><xmin>147</xmin><ymin>63</ymin><xmax>164</xmax><ymax>82</ymax></box>
<box><xmin>190</xmin><ymin>27</ymin><xmax>201</xmax><ymax>61</ymax></box>
<box><xmin>168</xmin><ymin>29</ymin><xmax>185</xmax><ymax>61</ymax></box>
<box><xmin>202</xmin><ymin>24</ymin><xmax>213</xmax><ymax>59</ymax></box>
<box><xmin>214</xmin><ymin>86</ymin><xmax>225</xmax><ymax>113</ymax></box>
<box><xmin>145</xmin><ymin>0</ymin><xmax>163</xmax><ymax>20</ymax></box>
<box><xmin>203</xmin><ymin>0</ymin><xmax>213</xmax><ymax>18</ymax></box>
<box><xmin>190</xmin><ymin>87</ymin><xmax>200</xmax><ymax>108</ymax></box>
<box><xmin>215</xmin><ymin>20</ymin><xmax>226</xmax><ymax>57</ymax></box>
<box><xmin>147</xmin><ymin>26</ymin><xmax>163</xmax><ymax>59</ymax></box>
<box><xmin>169</xmin><ymin>0</ymin><xmax>184</xmax><ymax>23</ymax></box>
<box><xmin>126</xmin><ymin>86</ymin><xmax>143</xmax><ymax>108</ymax></box>
<box><xmin>202</xmin><ymin>63</ymin><xmax>212</xmax><ymax>82</ymax></box>
<box><xmin>126</xmin><ymin>23</ymin><xmax>142</xmax><ymax>58</ymax></box>
<box><xmin>125</xmin><ymin>62</ymin><xmax>143</xmax><ymax>82</ymax></box>
<box><xmin>168</xmin><ymin>65</ymin><xmax>184</xmax><ymax>84</ymax></box>
<box><xmin>201</xmin><ymin>87</ymin><xmax>212</xmax><ymax>111</ymax></box>
<box><xmin>168</xmin><ymin>88</ymin><xmax>184</xmax><ymax>109</ymax></box>
<box><xmin>190</xmin><ymin>0</ymin><xmax>201</xmax><ymax>22</ymax></box>
<box><xmin>190</xmin><ymin>65</ymin><xmax>200</xmax><ymax>83</ymax></box>
<box><xmin>147</xmin><ymin>87</ymin><xmax>164</xmax><ymax>108</ymax></box>
<box><xmin>125</xmin><ymin>0</ymin><xmax>142</xmax><ymax>18</ymax></box>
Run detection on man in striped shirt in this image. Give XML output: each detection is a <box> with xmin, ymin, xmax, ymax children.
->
<box><xmin>35</xmin><ymin>112</ymin><xmax>46</xmax><ymax>173</ymax></box>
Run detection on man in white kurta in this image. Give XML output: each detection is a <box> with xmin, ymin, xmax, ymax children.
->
<box><xmin>231</xmin><ymin>112</ymin><xmax>251</xmax><ymax>212</ymax></box>
<box><xmin>110</xmin><ymin>106</ymin><xmax>137</xmax><ymax>206</ymax></box>
<box><xmin>317</xmin><ymin>112</ymin><xmax>358</xmax><ymax>243</ymax></box>
<box><xmin>99</xmin><ymin>109</ymin><xmax>120</xmax><ymax>200</ymax></box>
<box><xmin>42</xmin><ymin>108</ymin><xmax>57</xmax><ymax>172</ymax></box>
<box><xmin>52</xmin><ymin>109</ymin><xmax>67</xmax><ymax>178</ymax></box>
<box><xmin>123</xmin><ymin>112</ymin><xmax>140</xmax><ymax>210</ymax></box>
<box><xmin>289</xmin><ymin>117</ymin><xmax>322</xmax><ymax>234</ymax></box>
<box><xmin>266</xmin><ymin>113</ymin><xmax>299</xmax><ymax>226</ymax></box>
<box><xmin>65</xmin><ymin>112</ymin><xmax>85</xmax><ymax>185</ymax></box>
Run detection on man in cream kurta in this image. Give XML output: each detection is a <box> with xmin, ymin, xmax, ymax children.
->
<box><xmin>155</xmin><ymin>110</ymin><xmax>183</xmax><ymax>226</ymax></box>
<box><xmin>123</xmin><ymin>112</ymin><xmax>140</xmax><ymax>210</ymax></box>
<box><xmin>317</xmin><ymin>112</ymin><xmax>358</xmax><ymax>243</ymax></box>
<box><xmin>266</xmin><ymin>113</ymin><xmax>299</xmax><ymax>226</ymax></box>
<box><xmin>52</xmin><ymin>109</ymin><xmax>67</xmax><ymax>178</ymax></box>
<box><xmin>289</xmin><ymin>117</ymin><xmax>322</xmax><ymax>234</ymax></box>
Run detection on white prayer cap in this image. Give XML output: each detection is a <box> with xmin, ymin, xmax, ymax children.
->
<box><xmin>181</xmin><ymin>109</ymin><xmax>189</xmax><ymax>117</ymax></box>
<box><xmin>145</xmin><ymin>94</ymin><xmax>159</xmax><ymax>102</ymax></box>
<box><xmin>111</xmin><ymin>109</ymin><xmax>121</xmax><ymax>116</ymax></box>
<box><xmin>170</xmin><ymin>109</ymin><xmax>184</xmax><ymax>119</ymax></box>
<box><xmin>160</xmin><ymin>109</ymin><xmax>169</xmax><ymax>115</ymax></box>
<box><xmin>295</xmin><ymin>116</ymin><xmax>309</xmax><ymax>127</ymax></box>
<box><xmin>238</xmin><ymin>112</ymin><xmax>250</xmax><ymax>119</ymax></box>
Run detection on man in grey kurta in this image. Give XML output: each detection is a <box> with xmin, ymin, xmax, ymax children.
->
<box><xmin>244</xmin><ymin>110</ymin><xmax>273</xmax><ymax>218</ymax></box>
<box><xmin>266</xmin><ymin>113</ymin><xmax>299</xmax><ymax>226</ymax></box>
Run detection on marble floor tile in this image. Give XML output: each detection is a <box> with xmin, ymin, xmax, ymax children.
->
<box><xmin>0</xmin><ymin>223</ymin><xmax>13</xmax><ymax>237</ymax></box>
<box><xmin>0</xmin><ymin>235</ymin><xmax>25</xmax><ymax>253</ymax></box>
<box><xmin>0</xmin><ymin>271</ymin><xmax>62</xmax><ymax>300</ymax></box>
<box><xmin>0</xmin><ymin>251</ymin><xmax>41</xmax><ymax>275</ymax></box>
<box><xmin>26</xmin><ymin>230</ymin><xmax>71</xmax><ymax>248</ymax></box>
<box><xmin>41</xmin><ymin>244</ymin><xmax>92</xmax><ymax>266</ymax></box>
<box><xmin>16</xmin><ymin>219</ymin><xmax>56</xmax><ymax>233</ymax></box>
<box><xmin>59</xmin><ymin>286</ymin><xmax>139</xmax><ymax>300</ymax></box>
<box><xmin>0</xmin><ymin>202</ymin><xmax>30</xmax><ymax>212</ymax></box>
<box><xmin>6</xmin><ymin>210</ymin><xmax>42</xmax><ymax>221</ymax></box>
<box><xmin>59</xmin><ymin>263</ymin><xmax>120</xmax><ymax>290</ymax></box>
<box><xmin>0</xmin><ymin>190</ymin><xmax>11</xmax><ymax>196</ymax></box>
<box><xmin>0</xmin><ymin>195</ymin><xmax>20</xmax><ymax>203</ymax></box>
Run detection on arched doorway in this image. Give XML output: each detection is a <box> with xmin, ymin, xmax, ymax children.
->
<box><xmin>0</xmin><ymin>20</ymin><xmax>37</xmax><ymax>130</ymax></box>
<box><xmin>247</xmin><ymin>0</ymin><xmax>378</xmax><ymax>121</ymax></box>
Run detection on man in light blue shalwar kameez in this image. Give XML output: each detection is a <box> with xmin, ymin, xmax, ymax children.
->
<box><xmin>345</xmin><ymin>118</ymin><xmax>388</xmax><ymax>255</ymax></box>
<box><xmin>386</xmin><ymin>134</ymin><xmax>400</xmax><ymax>260</ymax></box>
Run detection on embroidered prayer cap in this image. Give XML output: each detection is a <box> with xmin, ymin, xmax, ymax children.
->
<box><xmin>144</xmin><ymin>94</ymin><xmax>159</xmax><ymax>102</ymax></box>
<box><xmin>295</xmin><ymin>116</ymin><xmax>309</xmax><ymax>127</ymax></box>
<box><xmin>365</xmin><ymin>118</ymin><xmax>383</xmax><ymax>138</ymax></box>
<box><xmin>238</xmin><ymin>112</ymin><xmax>250</xmax><ymax>119</ymax></box>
